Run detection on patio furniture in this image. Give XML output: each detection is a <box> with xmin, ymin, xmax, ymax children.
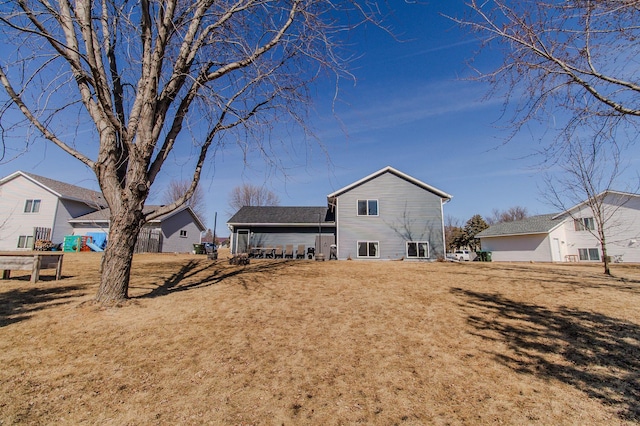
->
<box><xmin>284</xmin><ymin>245</ymin><xmax>294</xmax><ymax>259</ymax></box>
<box><xmin>0</xmin><ymin>252</ymin><xmax>64</xmax><ymax>283</ymax></box>
<box><xmin>295</xmin><ymin>244</ymin><xmax>305</xmax><ymax>259</ymax></box>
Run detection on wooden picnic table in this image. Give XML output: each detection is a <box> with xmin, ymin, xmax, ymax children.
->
<box><xmin>0</xmin><ymin>251</ymin><xmax>64</xmax><ymax>283</ymax></box>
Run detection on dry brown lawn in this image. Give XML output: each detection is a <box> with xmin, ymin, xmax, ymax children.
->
<box><xmin>1</xmin><ymin>250</ymin><xmax>640</xmax><ymax>425</ymax></box>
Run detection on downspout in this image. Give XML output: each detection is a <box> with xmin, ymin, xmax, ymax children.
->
<box><xmin>441</xmin><ymin>197</ymin><xmax>451</xmax><ymax>258</ymax></box>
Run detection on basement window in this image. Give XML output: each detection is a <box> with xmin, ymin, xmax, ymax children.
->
<box><xmin>407</xmin><ymin>241</ymin><xmax>429</xmax><ymax>259</ymax></box>
<box><xmin>357</xmin><ymin>241</ymin><xmax>379</xmax><ymax>258</ymax></box>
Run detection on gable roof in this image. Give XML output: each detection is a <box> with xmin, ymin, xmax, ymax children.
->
<box><xmin>228</xmin><ymin>206</ymin><xmax>335</xmax><ymax>226</ymax></box>
<box><xmin>1</xmin><ymin>170</ymin><xmax>106</xmax><ymax>206</ymax></box>
<box><xmin>327</xmin><ymin>166</ymin><xmax>453</xmax><ymax>201</ymax></box>
<box><xmin>552</xmin><ymin>190</ymin><xmax>640</xmax><ymax>220</ymax></box>
<box><xmin>70</xmin><ymin>205</ymin><xmax>206</xmax><ymax>231</ymax></box>
<box><xmin>476</xmin><ymin>214</ymin><xmax>565</xmax><ymax>238</ymax></box>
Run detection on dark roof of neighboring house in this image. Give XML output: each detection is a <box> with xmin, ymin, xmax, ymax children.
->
<box><xmin>228</xmin><ymin>206</ymin><xmax>335</xmax><ymax>226</ymax></box>
<box><xmin>327</xmin><ymin>166</ymin><xmax>453</xmax><ymax>201</ymax></box>
<box><xmin>70</xmin><ymin>205</ymin><xmax>206</xmax><ymax>231</ymax></box>
<box><xmin>3</xmin><ymin>171</ymin><xmax>106</xmax><ymax>206</ymax></box>
<box><xmin>476</xmin><ymin>214</ymin><xmax>565</xmax><ymax>238</ymax></box>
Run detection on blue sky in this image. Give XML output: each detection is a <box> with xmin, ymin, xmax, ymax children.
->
<box><xmin>1</xmin><ymin>2</ymin><xmax>638</xmax><ymax>232</ymax></box>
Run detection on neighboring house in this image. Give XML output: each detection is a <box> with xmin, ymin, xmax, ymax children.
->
<box><xmin>70</xmin><ymin>205</ymin><xmax>206</xmax><ymax>253</ymax></box>
<box><xmin>0</xmin><ymin>171</ymin><xmax>205</xmax><ymax>253</ymax></box>
<box><xmin>227</xmin><ymin>166</ymin><xmax>453</xmax><ymax>260</ymax></box>
<box><xmin>477</xmin><ymin>191</ymin><xmax>640</xmax><ymax>263</ymax></box>
<box><xmin>0</xmin><ymin>171</ymin><xmax>105</xmax><ymax>251</ymax></box>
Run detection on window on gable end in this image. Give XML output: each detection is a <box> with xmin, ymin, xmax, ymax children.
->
<box><xmin>24</xmin><ymin>199</ymin><xmax>41</xmax><ymax>213</ymax></box>
<box><xmin>357</xmin><ymin>199</ymin><xmax>378</xmax><ymax>216</ymax></box>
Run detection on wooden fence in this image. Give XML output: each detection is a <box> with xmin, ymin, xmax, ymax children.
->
<box><xmin>33</xmin><ymin>227</ymin><xmax>52</xmax><ymax>243</ymax></box>
<box><xmin>134</xmin><ymin>228</ymin><xmax>162</xmax><ymax>253</ymax></box>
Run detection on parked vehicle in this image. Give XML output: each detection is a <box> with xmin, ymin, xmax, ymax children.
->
<box><xmin>454</xmin><ymin>250</ymin><xmax>470</xmax><ymax>261</ymax></box>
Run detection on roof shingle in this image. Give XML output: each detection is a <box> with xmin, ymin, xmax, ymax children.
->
<box><xmin>476</xmin><ymin>214</ymin><xmax>565</xmax><ymax>238</ymax></box>
<box><xmin>228</xmin><ymin>206</ymin><xmax>335</xmax><ymax>225</ymax></box>
<box><xmin>21</xmin><ymin>171</ymin><xmax>106</xmax><ymax>206</ymax></box>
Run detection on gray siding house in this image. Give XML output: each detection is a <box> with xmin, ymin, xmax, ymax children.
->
<box><xmin>70</xmin><ymin>205</ymin><xmax>206</xmax><ymax>253</ymax></box>
<box><xmin>227</xmin><ymin>166</ymin><xmax>452</xmax><ymax>261</ymax></box>
<box><xmin>328</xmin><ymin>167</ymin><xmax>452</xmax><ymax>260</ymax></box>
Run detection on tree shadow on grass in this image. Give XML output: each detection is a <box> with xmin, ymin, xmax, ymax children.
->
<box><xmin>452</xmin><ymin>288</ymin><xmax>640</xmax><ymax>421</ymax></box>
<box><xmin>134</xmin><ymin>260</ymin><xmax>296</xmax><ymax>299</ymax></box>
<box><xmin>450</xmin><ymin>264</ymin><xmax>640</xmax><ymax>295</ymax></box>
<box><xmin>0</xmin><ymin>284</ymin><xmax>83</xmax><ymax>327</ymax></box>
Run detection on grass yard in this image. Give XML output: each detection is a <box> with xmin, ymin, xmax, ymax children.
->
<box><xmin>1</xmin><ymin>250</ymin><xmax>640</xmax><ymax>425</ymax></box>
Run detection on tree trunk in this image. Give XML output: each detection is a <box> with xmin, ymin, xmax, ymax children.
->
<box><xmin>600</xmin><ymin>239</ymin><xmax>611</xmax><ymax>276</ymax></box>
<box><xmin>95</xmin><ymin>207</ymin><xmax>144</xmax><ymax>303</ymax></box>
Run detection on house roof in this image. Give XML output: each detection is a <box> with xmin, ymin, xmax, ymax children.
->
<box><xmin>1</xmin><ymin>171</ymin><xmax>106</xmax><ymax>206</ymax></box>
<box><xmin>326</xmin><ymin>166</ymin><xmax>453</xmax><ymax>201</ymax></box>
<box><xmin>476</xmin><ymin>214</ymin><xmax>565</xmax><ymax>238</ymax></box>
<box><xmin>70</xmin><ymin>205</ymin><xmax>206</xmax><ymax>231</ymax></box>
<box><xmin>552</xmin><ymin>190</ymin><xmax>640</xmax><ymax>220</ymax></box>
<box><xmin>227</xmin><ymin>206</ymin><xmax>335</xmax><ymax>226</ymax></box>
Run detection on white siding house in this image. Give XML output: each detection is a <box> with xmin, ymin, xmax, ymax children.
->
<box><xmin>0</xmin><ymin>171</ymin><xmax>205</xmax><ymax>253</ymax></box>
<box><xmin>0</xmin><ymin>171</ymin><xmax>105</xmax><ymax>251</ymax></box>
<box><xmin>477</xmin><ymin>191</ymin><xmax>640</xmax><ymax>263</ymax></box>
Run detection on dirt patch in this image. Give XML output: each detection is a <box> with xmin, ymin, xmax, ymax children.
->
<box><xmin>1</xmin><ymin>251</ymin><xmax>639</xmax><ymax>424</ymax></box>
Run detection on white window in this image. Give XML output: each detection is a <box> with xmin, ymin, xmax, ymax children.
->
<box><xmin>407</xmin><ymin>242</ymin><xmax>429</xmax><ymax>259</ymax></box>
<box><xmin>574</xmin><ymin>217</ymin><xmax>595</xmax><ymax>231</ymax></box>
<box><xmin>357</xmin><ymin>199</ymin><xmax>378</xmax><ymax>216</ymax></box>
<box><xmin>578</xmin><ymin>248</ymin><xmax>600</xmax><ymax>261</ymax></box>
<box><xmin>17</xmin><ymin>235</ymin><xmax>34</xmax><ymax>249</ymax></box>
<box><xmin>179</xmin><ymin>230</ymin><xmax>188</xmax><ymax>238</ymax></box>
<box><xmin>24</xmin><ymin>199</ymin><xmax>41</xmax><ymax>213</ymax></box>
<box><xmin>357</xmin><ymin>241</ymin><xmax>379</xmax><ymax>258</ymax></box>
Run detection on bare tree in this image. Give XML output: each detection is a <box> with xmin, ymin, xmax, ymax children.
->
<box><xmin>486</xmin><ymin>206</ymin><xmax>528</xmax><ymax>225</ymax></box>
<box><xmin>451</xmin><ymin>1</ymin><xmax>640</xmax><ymax>146</ymax></box>
<box><xmin>542</xmin><ymin>138</ymin><xmax>637</xmax><ymax>275</ymax></box>
<box><xmin>228</xmin><ymin>183</ymin><xmax>280</xmax><ymax>212</ymax></box>
<box><xmin>0</xmin><ymin>1</ymin><xmax>383</xmax><ymax>303</ymax></box>
<box><xmin>162</xmin><ymin>179</ymin><xmax>206</xmax><ymax>222</ymax></box>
